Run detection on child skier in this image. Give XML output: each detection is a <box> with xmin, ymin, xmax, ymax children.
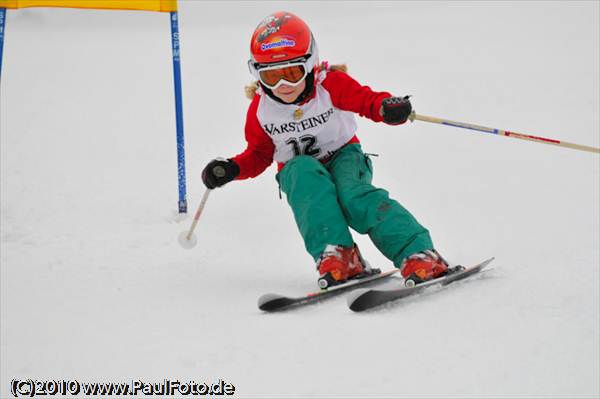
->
<box><xmin>202</xmin><ymin>11</ymin><xmax>449</xmax><ymax>288</ymax></box>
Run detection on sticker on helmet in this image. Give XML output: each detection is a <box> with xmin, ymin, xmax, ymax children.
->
<box><xmin>256</xmin><ymin>13</ymin><xmax>292</xmax><ymax>43</ymax></box>
<box><xmin>261</xmin><ymin>38</ymin><xmax>296</xmax><ymax>51</ymax></box>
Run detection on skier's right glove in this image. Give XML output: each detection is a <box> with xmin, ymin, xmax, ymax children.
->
<box><xmin>380</xmin><ymin>95</ymin><xmax>412</xmax><ymax>125</ymax></box>
<box><xmin>201</xmin><ymin>158</ymin><xmax>240</xmax><ymax>189</ymax></box>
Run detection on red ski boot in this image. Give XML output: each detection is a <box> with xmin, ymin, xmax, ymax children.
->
<box><xmin>317</xmin><ymin>244</ymin><xmax>371</xmax><ymax>289</ymax></box>
<box><xmin>401</xmin><ymin>250</ymin><xmax>449</xmax><ymax>287</ymax></box>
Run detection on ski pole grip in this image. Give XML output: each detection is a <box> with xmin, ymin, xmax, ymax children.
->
<box><xmin>213</xmin><ymin>165</ymin><xmax>226</xmax><ymax>178</ymax></box>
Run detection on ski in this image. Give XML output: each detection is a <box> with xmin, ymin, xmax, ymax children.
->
<box><xmin>258</xmin><ymin>268</ymin><xmax>401</xmax><ymax>312</ymax></box>
<box><xmin>347</xmin><ymin>257</ymin><xmax>494</xmax><ymax>312</ymax></box>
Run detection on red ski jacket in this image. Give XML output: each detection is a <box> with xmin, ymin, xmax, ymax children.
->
<box><xmin>232</xmin><ymin>69</ymin><xmax>392</xmax><ymax>180</ymax></box>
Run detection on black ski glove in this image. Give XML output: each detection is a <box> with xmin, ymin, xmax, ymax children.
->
<box><xmin>201</xmin><ymin>158</ymin><xmax>240</xmax><ymax>189</ymax></box>
<box><xmin>380</xmin><ymin>95</ymin><xmax>412</xmax><ymax>125</ymax></box>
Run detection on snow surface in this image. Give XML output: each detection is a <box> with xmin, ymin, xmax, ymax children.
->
<box><xmin>1</xmin><ymin>1</ymin><xmax>599</xmax><ymax>398</ymax></box>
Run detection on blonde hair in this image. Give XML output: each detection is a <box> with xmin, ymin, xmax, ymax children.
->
<box><xmin>244</xmin><ymin>63</ymin><xmax>348</xmax><ymax>100</ymax></box>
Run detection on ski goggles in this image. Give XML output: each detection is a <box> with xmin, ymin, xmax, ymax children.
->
<box><xmin>255</xmin><ymin>61</ymin><xmax>308</xmax><ymax>90</ymax></box>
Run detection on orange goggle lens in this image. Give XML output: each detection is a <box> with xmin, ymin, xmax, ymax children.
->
<box><xmin>258</xmin><ymin>65</ymin><xmax>306</xmax><ymax>87</ymax></box>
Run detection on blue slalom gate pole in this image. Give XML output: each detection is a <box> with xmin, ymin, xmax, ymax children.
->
<box><xmin>0</xmin><ymin>8</ymin><xmax>6</xmax><ymax>80</ymax></box>
<box><xmin>170</xmin><ymin>11</ymin><xmax>187</xmax><ymax>213</ymax></box>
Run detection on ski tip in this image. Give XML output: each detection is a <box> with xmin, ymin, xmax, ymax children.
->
<box><xmin>258</xmin><ymin>293</ymin><xmax>282</xmax><ymax>309</ymax></box>
<box><xmin>346</xmin><ymin>288</ymin><xmax>370</xmax><ymax>311</ymax></box>
<box><xmin>258</xmin><ymin>293</ymin><xmax>296</xmax><ymax>312</ymax></box>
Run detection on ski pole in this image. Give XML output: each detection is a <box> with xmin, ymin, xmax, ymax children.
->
<box><xmin>177</xmin><ymin>164</ymin><xmax>227</xmax><ymax>249</ymax></box>
<box><xmin>178</xmin><ymin>188</ymin><xmax>212</xmax><ymax>249</ymax></box>
<box><xmin>409</xmin><ymin>112</ymin><xmax>599</xmax><ymax>154</ymax></box>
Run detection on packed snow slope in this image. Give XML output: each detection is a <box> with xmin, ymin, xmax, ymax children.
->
<box><xmin>1</xmin><ymin>2</ymin><xmax>599</xmax><ymax>398</ymax></box>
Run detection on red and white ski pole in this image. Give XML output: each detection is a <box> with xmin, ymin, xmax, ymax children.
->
<box><xmin>178</xmin><ymin>188</ymin><xmax>212</xmax><ymax>249</ymax></box>
<box><xmin>177</xmin><ymin>164</ymin><xmax>228</xmax><ymax>249</ymax></box>
<box><xmin>409</xmin><ymin>112</ymin><xmax>599</xmax><ymax>154</ymax></box>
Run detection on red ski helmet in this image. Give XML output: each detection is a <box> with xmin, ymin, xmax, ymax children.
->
<box><xmin>248</xmin><ymin>12</ymin><xmax>319</xmax><ymax>83</ymax></box>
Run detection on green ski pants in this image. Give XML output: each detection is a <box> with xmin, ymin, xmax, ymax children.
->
<box><xmin>276</xmin><ymin>144</ymin><xmax>433</xmax><ymax>268</ymax></box>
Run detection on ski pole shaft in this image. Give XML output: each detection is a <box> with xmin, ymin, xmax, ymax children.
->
<box><xmin>409</xmin><ymin>112</ymin><xmax>599</xmax><ymax>154</ymax></box>
<box><xmin>183</xmin><ymin>163</ymin><xmax>226</xmax><ymax>241</ymax></box>
<box><xmin>186</xmin><ymin>188</ymin><xmax>211</xmax><ymax>241</ymax></box>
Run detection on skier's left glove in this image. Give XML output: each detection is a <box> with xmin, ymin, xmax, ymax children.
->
<box><xmin>202</xmin><ymin>158</ymin><xmax>240</xmax><ymax>189</ymax></box>
<box><xmin>380</xmin><ymin>95</ymin><xmax>412</xmax><ymax>125</ymax></box>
